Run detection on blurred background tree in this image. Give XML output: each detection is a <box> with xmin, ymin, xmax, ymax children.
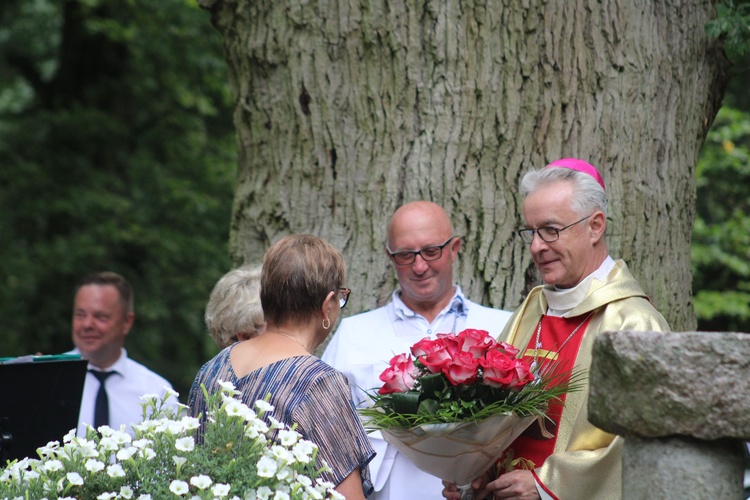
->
<box><xmin>694</xmin><ymin>1</ymin><xmax>750</xmax><ymax>333</ymax></box>
<box><xmin>0</xmin><ymin>0</ymin><xmax>236</xmax><ymax>397</ymax></box>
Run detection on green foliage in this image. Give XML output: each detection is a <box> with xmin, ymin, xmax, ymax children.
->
<box><xmin>692</xmin><ymin>106</ymin><xmax>750</xmax><ymax>331</ymax></box>
<box><xmin>706</xmin><ymin>0</ymin><xmax>750</xmax><ymax>59</ymax></box>
<box><xmin>0</xmin><ymin>0</ymin><xmax>235</xmax><ymax>397</ymax></box>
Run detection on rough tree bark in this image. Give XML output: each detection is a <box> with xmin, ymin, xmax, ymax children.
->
<box><xmin>199</xmin><ymin>0</ymin><xmax>728</xmax><ymax>332</ymax></box>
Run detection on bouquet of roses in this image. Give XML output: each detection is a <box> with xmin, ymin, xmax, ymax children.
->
<box><xmin>359</xmin><ymin>329</ymin><xmax>579</xmax><ymax>498</ymax></box>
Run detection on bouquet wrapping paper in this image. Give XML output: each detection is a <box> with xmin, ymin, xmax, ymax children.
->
<box><xmin>382</xmin><ymin>412</ymin><xmax>537</xmax><ymax>488</ymax></box>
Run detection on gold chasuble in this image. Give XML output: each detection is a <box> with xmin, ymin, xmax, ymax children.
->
<box><xmin>497</xmin><ymin>260</ymin><xmax>670</xmax><ymax>500</ymax></box>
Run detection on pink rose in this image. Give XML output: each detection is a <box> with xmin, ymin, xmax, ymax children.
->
<box><xmin>495</xmin><ymin>341</ymin><xmax>520</xmax><ymax>358</ymax></box>
<box><xmin>414</xmin><ymin>337</ymin><xmax>457</xmax><ymax>374</ymax></box>
<box><xmin>508</xmin><ymin>358</ymin><xmax>536</xmax><ymax>389</ymax></box>
<box><xmin>411</xmin><ymin>337</ymin><xmax>443</xmax><ymax>357</ymax></box>
<box><xmin>378</xmin><ymin>353</ymin><xmax>418</xmax><ymax>394</ymax></box>
<box><xmin>480</xmin><ymin>349</ymin><xmax>517</xmax><ymax>388</ymax></box>
<box><xmin>443</xmin><ymin>350</ymin><xmax>480</xmax><ymax>385</ymax></box>
<box><xmin>435</xmin><ymin>333</ymin><xmax>462</xmax><ymax>353</ymax></box>
<box><xmin>456</xmin><ymin>329</ymin><xmax>496</xmax><ymax>358</ymax></box>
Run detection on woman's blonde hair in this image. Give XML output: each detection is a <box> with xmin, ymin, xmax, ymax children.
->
<box><xmin>205</xmin><ymin>264</ymin><xmax>264</xmax><ymax>348</ymax></box>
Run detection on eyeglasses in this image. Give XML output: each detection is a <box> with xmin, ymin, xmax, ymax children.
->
<box><xmin>517</xmin><ymin>215</ymin><xmax>593</xmax><ymax>244</ymax></box>
<box><xmin>337</xmin><ymin>287</ymin><xmax>351</xmax><ymax>309</ymax></box>
<box><xmin>387</xmin><ymin>236</ymin><xmax>455</xmax><ymax>266</ymax></box>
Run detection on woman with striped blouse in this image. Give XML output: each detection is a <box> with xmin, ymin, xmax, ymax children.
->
<box><xmin>188</xmin><ymin>234</ymin><xmax>374</xmax><ymax>498</ymax></box>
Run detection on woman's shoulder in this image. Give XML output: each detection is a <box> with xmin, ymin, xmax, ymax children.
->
<box><xmin>275</xmin><ymin>356</ymin><xmax>347</xmax><ymax>389</ymax></box>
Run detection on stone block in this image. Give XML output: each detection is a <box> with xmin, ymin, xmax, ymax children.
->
<box><xmin>622</xmin><ymin>436</ymin><xmax>744</xmax><ymax>499</ymax></box>
<box><xmin>588</xmin><ymin>330</ymin><xmax>750</xmax><ymax>440</ymax></box>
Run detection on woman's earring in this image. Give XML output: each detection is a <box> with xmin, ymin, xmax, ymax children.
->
<box><xmin>322</xmin><ymin>317</ymin><xmax>331</xmax><ymax>330</ymax></box>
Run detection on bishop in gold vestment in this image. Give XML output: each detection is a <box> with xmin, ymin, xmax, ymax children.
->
<box><xmin>499</xmin><ymin>258</ymin><xmax>669</xmax><ymax>499</ymax></box>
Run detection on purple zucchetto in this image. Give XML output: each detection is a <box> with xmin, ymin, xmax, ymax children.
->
<box><xmin>545</xmin><ymin>158</ymin><xmax>606</xmax><ymax>191</ymax></box>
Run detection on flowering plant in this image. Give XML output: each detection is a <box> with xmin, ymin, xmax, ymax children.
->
<box><xmin>361</xmin><ymin>329</ymin><xmax>576</xmax><ymax>429</ymax></box>
<box><xmin>0</xmin><ymin>382</ymin><xmax>343</xmax><ymax>500</ymax></box>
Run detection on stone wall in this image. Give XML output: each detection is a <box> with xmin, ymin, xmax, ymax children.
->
<box><xmin>588</xmin><ymin>331</ymin><xmax>750</xmax><ymax>499</ymax></box>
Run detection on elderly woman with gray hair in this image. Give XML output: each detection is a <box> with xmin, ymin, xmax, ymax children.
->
<box><xmin>204</xmin><ymin>264</ymin><xmax>265</xmax><ymax>349</ymax></box>
<box><xmin>188</xmin><ymin>234</ymin><xmax>374</xmax><ymax>498</ymax></box>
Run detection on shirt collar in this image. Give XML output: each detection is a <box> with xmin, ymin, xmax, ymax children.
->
<box><xmin>391</xmin><ymin>285</ymin><xmax>468</xmax><ymax>320</ymax></box>
<box><xmin>542</xmin><ymin>256</ymin><xmax>615</xmax><ymax>316</ymax></box>
<box><xmin>71</xmin><ymin>347</ymin><xmax>127</xmax><ymax>375</ymax></box>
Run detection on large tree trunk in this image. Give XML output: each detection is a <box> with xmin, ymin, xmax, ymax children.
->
<box><xmin>200</xmin><ymin>0</ymin><xmax>728</xmax><ymax>332</ymax></box>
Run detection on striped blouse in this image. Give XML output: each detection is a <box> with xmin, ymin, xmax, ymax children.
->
<box><xmin>187</xmin><ymin>345</ymin><xmax>375</xmax><ymax>495</ymax></box>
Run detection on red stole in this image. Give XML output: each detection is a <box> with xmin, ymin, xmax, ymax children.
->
<box><xmin>497</xmin><ymin>313</ymin><xmax>592</xmax><ymax>472</ymax></box>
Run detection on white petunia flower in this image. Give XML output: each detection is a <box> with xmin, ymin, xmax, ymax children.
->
<box><xmin>98</xmin><ymin>426</ymin><xmax>115</xmax><ymax>438</ymax></box>
<box><xmin>85</xmin><ymin>459</ymin><xmax>105</xmax><ymax>473</ymax></box>
<box><xmin>245</xmin><ymin>418</ymin><xmax>269</xmax><ymax>436</ymax></box>
<box><xmin>223</xmin><ymin>400</ymin><xmax>249</xmax><ymax>418</ymax></box>
<box><xmin>116</xmin><ymin>447</ymin><xmax>138</xmax><ymax>461</ymax></box>
<box><xmin>169</xmin><ymin>479</ymin><xmax>189</xmax><ymax>496</ymax></box>
<box><xmin>328</xmin><ymin>490</ymin><xmax>345</xmax><ymax>500</ymax></box>
<box><xmin>315</xmin><ymin>478</ymin><xmax>336</xmax><ymax>490</ymax></box>
<box><xmin>119</xmin><ymin>485</ymin><xmax>134</xmax><ymax>499</ymax></box>
<box><xmin>256</xmin><ymin>455</ymin><xmax>278</xmax><ymax>478</ymax></box>
<box><xmin>271</xmin><ymin>445</ymin><xmax>293</xmax><ymax>463</ymax></box>
<box><xmin>66</xmin><ymin>472</ymin><xmax>84</xmax><ymax>486</ymax></box>
<box><xmin>304</xmin><ymin>486</ymin><xmax>324</xmax><ymax>500</ymax></box>
<box><xmin>272</xmin><ymin>490</ymin><xmax>290</xmax><ymax>500</ymax></box>
<box><xmin>292</xmin><ymin>440</ymin><xmax>316</xmax><ymax>463</ymax></box>
<box><xmin>275</xmin><ymin>465</ymin><xmax>292</xmax><ymax>481</ymax></box>
<box><xmin>173</xmin><ymin>456</ymin><xmax>188</xmax><ymax>467</ymax></box>
<box><xmin>297</xmin><ymin>475</ymin><xmax>312</xmax><ymax>487</ymax></box>
<box><xmin>267</xmin><ymin>416</ymin><xmax>285</xmax><ymax>430</ymax></box>
<box><xmin>43</xmin><ymin>459</ymin><xmax>64</xmax><ymax>472</ymax></box>
<box><xmin>139</xmin><ymin>393</ymin><xmax>159</xmax><ymax>404</ymax></box>
<box><xmin>139</xmin><ymin>447</ymin><xmax>156</xmax><ymax>460</ymax></box>
<box><xmin>164</xmin><ymin>387</ymin><xmax>179</xmax><ymax>400</ymax></box>
<box><xmin>217</xmin><ymin>380</ymin><xmax>239</xmax><ymax>395</ymax></box>
<box><xmin>98</xmin><ymin>436</ymin><xmax>119</xmax><ymax>452</ymax></box>
<box><xmin>97</xmin><ymin>493</ymin><xmax>118</xmax><ymax>500</ymax></box>
<box><xmin>254</xmin><ymin>399</ymin><xmax>274</xmax><ymax>413</ymax></box>
<box><xmin>256</xmin><ymin>486</ymin><xmax>273</xmax><ymax>500</ymax></box>
<box><xmin>137</xmin><ymin>495</ymin><xmax>153</xmax><ymax>500</ymax></box>
<box><xmin>39</xmin><ymin>441</ymin><xmax>60</xmax><ymax>458</ymax></box>
<box><xmin>132</xmin><ymin>420</ymin><xmax>158</xmax><ymax>434</ymax></box>
<box><xmin>132</xmin><ymin>438</ymin><xmax>152</xmax><ymax>449</ymax></box>
<box><xmin>106</xmin><ymin>464</ymin><xmax>125</xmax><ymax>478</ymax></box>
<box><xmin>167</xmin><ymin>420</ymin><xmax>186</xmax><ymax>435</ymax></box>
<box><xmin>278</xmin><ymin>429</ymin><xmax>300</xmax><ymax>446</ymax></box>
<box><xmin>110</xmin><ymin>430</ymin><xmax>132</xmax><ymax>446</ymax></box>
<box><xmin>211</xmin><ymin>483</ymin><xmax>231</xmax><ymax>497</ymax></box>
<box><xmin>175</xmin><ymin>436</ymin><xmax>195</xmax><ymax>452</ymax></box>
<box><xmin>63</xmin><ymin>429</ymin><xmax>76</xmax><ymax>443</ymax></box>
<box><xmin>180</xmin><ymin>416</ymin><xmax>200</xmax><ymax>431</ymax></box>
<box><xmin>189</xmin><ymin>474</ymin><xmax>212</xmax><ymax>490</ymax></box>
<box><xmin>74</xmin><ymin>439</ymin><xmax>101</xmax><ymax>457</ymax></box>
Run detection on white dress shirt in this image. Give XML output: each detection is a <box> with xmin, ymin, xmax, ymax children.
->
<box><xmin>74</xmin><ymin>348</ymin><xmax>177</xmax><ymax>437</ymax></box>
<box><xmin>322</xmin><ymin>286</ymin><xmax>512</xmax><ymax>500</ymax></box>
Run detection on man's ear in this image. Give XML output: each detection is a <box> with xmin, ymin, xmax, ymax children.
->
<box><xmin>449</xmin><ymin>236</ymin><xmax>461</xmax><ymax>262</ymax></box>
<box><xmin>123</xmin><ymin>312</ymin><xmax>135</xmax><ymax>336</ymax></box>
<box><xmin>590</xmin><ymin>211</ymin><xmax>607</xmax><ymax>243</ymax></box>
